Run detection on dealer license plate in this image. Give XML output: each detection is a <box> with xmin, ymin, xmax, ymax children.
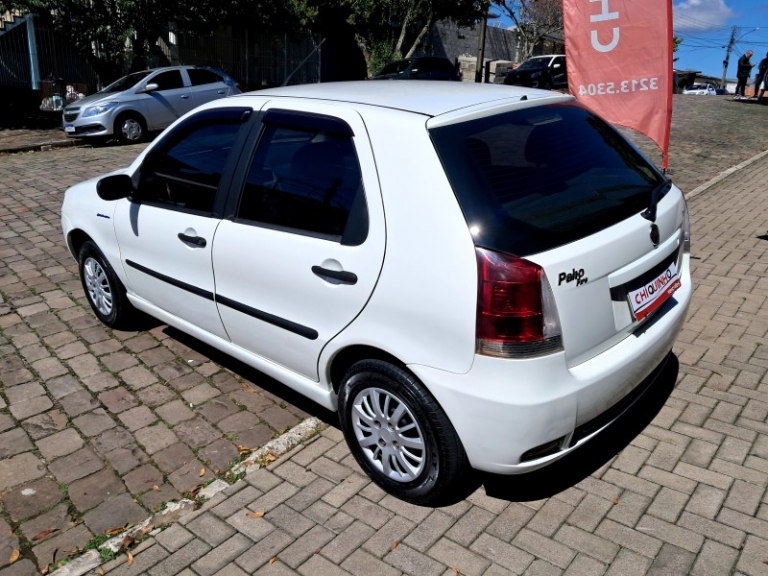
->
<box><xmin>64</xmin><ymin>124</ymin><xmax>75</xmax><ymax>133</ymax></box>
<box><xmin>628</xmin><ymin>261</ymin><xmax>681</xmax><ymax>320</ymax></box>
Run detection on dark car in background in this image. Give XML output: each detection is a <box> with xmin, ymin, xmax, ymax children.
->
<box><xmin>371</xmin><ymin>57</ymin><xmax>461</xmax><ymax>81</ymax></box>
<box><xmin>504</xmin><ymin>55</ymin><xmax>567</xmax><ymax>90</ymax></box>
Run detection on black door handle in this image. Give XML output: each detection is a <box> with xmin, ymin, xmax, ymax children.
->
<box><xmin>178</xmin><ymin>233</ymin><xmax>207</xmax><ymax>247</ymax></box>
<box><xmin>312</xmin><ymin>266</ymin><xmax>357</xmax><ymax>285</ymax></box>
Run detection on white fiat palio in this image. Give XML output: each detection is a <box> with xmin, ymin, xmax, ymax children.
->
<box><xmin>61</xmin><ymin>81</ymin><xmax>692</xmax><ymax>505</ymax></box>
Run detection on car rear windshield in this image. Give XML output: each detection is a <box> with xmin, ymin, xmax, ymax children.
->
<box><xmin>518</xmin><ymin>58</ymin><xmax>550</xmax><ymax>70</ymax></box>
<box><xmin>429</xmin><ymin>102</ymin><xmax>667</xmax><ymax>256</ymax></box>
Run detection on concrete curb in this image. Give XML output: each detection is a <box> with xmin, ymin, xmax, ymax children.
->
<box><xmin>47</xmin><ymin>416</ymin><xmax>327</xmax><ymax>576</ymax></box>
<box><xmin>0</xmin><ymin>138</ymin><xmax>83</xmax><ymax>155</ymax></box>
<box><xmin>48</xmin><ymin>550</ymin><xmax>100</xmax><ymax>576</ymax></box>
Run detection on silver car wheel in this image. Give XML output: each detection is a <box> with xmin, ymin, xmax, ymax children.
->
<box><xmin>121</xmin><ymin>118</ymin><xmax>143</xmax><ymax>142</ymax></box>
<box><xmin>351</xmin><ymin>386</ymin><xmax>426</xmax><ymax>482</ymax></box>
<box><xmin>83</xmin><ymin>256</ymin><xmax>113</xmax><ymax>316</ymax></box>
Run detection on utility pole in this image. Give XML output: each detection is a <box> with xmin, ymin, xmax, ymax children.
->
<box><xmin>475</xmin><ymin>1</ymin><xmax>489</xmax><ymax>82</ymax></box>
<box><xmin>721</xmin><ymin>25</ymin><xmax>737</xmax><ymax>88</ymax></box>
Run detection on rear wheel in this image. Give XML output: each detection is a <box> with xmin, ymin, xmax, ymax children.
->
<box><xmin>115</xmin><ymin>113</ymin><xmax>146</xmax><ymax>144</ymax></box>
<box><xmin>337</xmin><ymin>359</ymin><xmax>470</xmax><ymax>506</ymax></box>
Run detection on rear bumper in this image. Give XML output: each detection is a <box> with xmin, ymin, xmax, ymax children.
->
<box><xmin>409</xmin><ymin>272</ymin><xmax>691</xmax><ymax>475</ymax></box>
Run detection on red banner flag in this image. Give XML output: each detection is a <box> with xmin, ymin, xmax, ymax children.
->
<box><xmin>563</xmin><ymin>0</ymin><xmax>673</xmax><ymax>169</ymax></box>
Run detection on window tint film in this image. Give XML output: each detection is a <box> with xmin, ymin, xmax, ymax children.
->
<box><xmin>430</xmin><ymin>102</ymin><xmax>667</xmax><ymax>256</ymax></box>
<box><xmin>152</xmin><ymin>70</ymin><xmax>184</xmax><ymax>90</ymax></box>
<box><xmin>238</xmin><ymin>124</ymin><xmax>366</xmax><ymax>241</ymax></box>
<box><xmin>188</xmin><ymin>69</ymin><xmax>222</xmax><ymax>86</ymax></box>
<box><xmin>139</xmin><ymin>120</ymin><xmax>242</xmax><ymax>214</ymax></box>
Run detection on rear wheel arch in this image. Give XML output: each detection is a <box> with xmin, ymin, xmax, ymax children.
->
<box><xmin>329</xmin><ymin>345</ymin><xmax>407</xmax><ymax>395</ymax></box>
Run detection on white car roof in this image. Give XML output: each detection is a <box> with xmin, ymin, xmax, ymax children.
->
<box><xmin>230</xmin><ymin>80</ymin><xmax>566</xmax><ymax>117</ymax></box>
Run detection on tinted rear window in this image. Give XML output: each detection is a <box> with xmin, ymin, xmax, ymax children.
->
<box><xmin>429</xmin><ymin>102</ymin><xmax>667</xmax><ymax>256</ymax></box>
<box><xmin>188</xmin><ymin>68</ymin><xmax>223</xmax><ymax>85</ymax></box>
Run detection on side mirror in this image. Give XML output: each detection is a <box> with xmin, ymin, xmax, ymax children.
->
<box><xmin>142</xmin><ymin>82</ymin><xmax>159</xmax><ymax>93</ymax></box>
<box><xmin>97</xmin><ymin>174</ymin><xmax>134</xmax><ymax>201</ymax></box>
<box><xmin>553</xmin><ymin>63</ymin><xmax>561</xmax><ymax>69</ymax></box>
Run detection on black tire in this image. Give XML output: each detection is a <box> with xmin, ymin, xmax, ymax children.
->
<box><xmin>78</xmin><ymin>241</ymin><xmax>137</xmax><ymax>329</ymax></box>
<box><xmin>541</xmin><ymin>78</ymin><xmax>552</xmax><ymax>90</ymax></box>
<box><xmin>115</xmin><ymin>113</ymin><xmax>146</xmax><ymax>144</ymax></box>
<box><xmin>337</xmin><ymin>359</ymin><xmax>470</xmax><ymax>506</ymax></box>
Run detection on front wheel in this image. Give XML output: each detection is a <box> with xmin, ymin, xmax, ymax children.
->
<box><xmin>79</xmin><ymin>241</ymin><xmax>136</xmax><ymax>329</ymax></box>
<box><xmin>115</xmin><ymin>113</ymin><xmax>146</xmax><ymax>144</ymax></box>
<box><xmin>337</xmin><ymin>360</ymin><xmax>470</xmax><ymax>506</ymax></box>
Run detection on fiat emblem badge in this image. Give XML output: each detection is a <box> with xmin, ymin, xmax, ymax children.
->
<box><xmin>649</xmin><ymin>224</ymin><xmax>660</xmax><ymax>248</ymax></box>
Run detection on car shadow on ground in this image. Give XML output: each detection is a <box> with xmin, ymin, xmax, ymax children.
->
<box><xmin>161</xmin><ymin>325</ymin><xmax>338</xmax><ymax>423</ymax></box>
<box><xmin>153</xmin><ymin>322</ymin><xmax>678</xmax><ymax>508</ymax></box>
<box><xmin>481</xmin><ymin>354</ymin><xmax>679</xmax><ymax>502</ymax></box>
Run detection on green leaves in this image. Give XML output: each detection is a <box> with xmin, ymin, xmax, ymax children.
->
<box><xmin>9</xmin><ymin>0</ymin><xmax>316</xmax><ymax>82</ymax></box>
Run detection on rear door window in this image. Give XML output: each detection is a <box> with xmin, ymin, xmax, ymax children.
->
<box><xmin>188</xmin><ymin>69</ymin><xmax>223</xmax><ymax>86</ymax></box>
<box><xmin>236</xmin><ymin>114</ymin><xmax>368</xmax><ymax>244</ymax></box>
<box><xmin>429</xmin><ymin>103</ymin><xmax>667</xmax><ymax>256</ymax></box>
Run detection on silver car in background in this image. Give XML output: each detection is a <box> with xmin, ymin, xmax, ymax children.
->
<box><xmin>62</xmin><ymin>66</ymin><xmax>241</xmax><ymax>144</ymax></box>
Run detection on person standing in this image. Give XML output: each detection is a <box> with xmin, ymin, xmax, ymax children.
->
<box><xmin>757</xmin><ymin>52</ymin><xmax>768</xmax><ymax>102</ymax></box>
<box><xmin>736</xmin><ymin>50</ymin><xmax>754</xmax><ymax>98</ymax></box>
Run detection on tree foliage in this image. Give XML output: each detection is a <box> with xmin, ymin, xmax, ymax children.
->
<box><xmin>492</xmin><ymin>0</ymin><xmax>563</xmax><ymax>61</ymax></box>
<box><xmin>1</xmin><ymin>0</ymin><xmax>316</xmax><ymax>83</ymax></box>
<box><xmin>341</xmin><ymin>0</ymin><xmax>482</xmax><ymax>76</ymax></box>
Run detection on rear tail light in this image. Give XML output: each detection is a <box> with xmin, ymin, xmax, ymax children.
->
<box><xmin>476</xmin><ymin>247</ymin><xmax>563</xmax><ymax>358</ymax></box>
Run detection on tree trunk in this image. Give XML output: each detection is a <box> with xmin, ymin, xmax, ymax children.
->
<box><xmin>354</xmin><ymin>32</ymin><xmax>373</xmax><ymax>77</ymax></box>
<box><xmin>394</xmin><ymin>0</ymin><xmax>421</xmax><ymax>57</ymax></box>
<box><xmin>404</xmin><ymin>17</ymin><xmax>432</xmax><ymax>58</ymax></box>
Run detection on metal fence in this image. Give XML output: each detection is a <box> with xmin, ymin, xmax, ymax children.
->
<box><xmin>0</xmin><ymin>15</ymin><xmax>100</xmax><ymax>100</ymax></box>
<box><xmin>1</xmin><ymin>16</ymin><xmax>321</xmax><ymax>115</ymax></box>
<box><xmin>160</xmin><ymin>29</ymin><xmax>322</xmax><ymax>90</ymax></box>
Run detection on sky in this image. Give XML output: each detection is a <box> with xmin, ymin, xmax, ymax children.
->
<box><xmin>492</xmin><ymin>0</ymin><xmax>768</xmax><ymax>80</ymax></box>
<box><xmin>672</xmin><ymin>0</ymin><xmax>768</xmax><ymax>79</ymax></box>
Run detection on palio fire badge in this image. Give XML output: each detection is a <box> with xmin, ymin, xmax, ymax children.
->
<box><xmin>558</xmin><ymin>268</ymin><xmax>588</xmax><ymax>286</ymax></box>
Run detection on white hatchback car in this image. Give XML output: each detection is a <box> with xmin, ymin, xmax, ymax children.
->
<box><xmin>683</xmin><ymin>83</ymin><xmax>716</xmax><ymax>96</ymax></box>
<box><xmin>62</xmin><ymin>81</ymin><xmax>692</xmax><ymax>505</ymax></box>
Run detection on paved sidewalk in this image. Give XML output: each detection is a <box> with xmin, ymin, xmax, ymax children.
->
<box><xmin>1</xmin><ymin>94</ymin><xmax>768</xmax><ymax>576</ymax></box>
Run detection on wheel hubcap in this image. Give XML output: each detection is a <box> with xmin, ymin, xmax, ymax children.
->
<box><xmin>122</xmin><ymin>119</ymin><xmax>142</xmax><ymax>141</ymax></box>
<box><xmin>83</xmin><ymin>257</ymin><xmax>113</xmax><ymax>316</ymax></box>
<box><xmin>351</xmin><ymin>387</ymin><xmax>426</xmax><ymax>482</ymax></box>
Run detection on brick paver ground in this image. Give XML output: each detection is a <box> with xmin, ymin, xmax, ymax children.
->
<box><xmin>2</xmin><ymin>94</ymin><xmax>768</xmax><ymax>575</ymax></box>
<box><xmin>0</xmin><ymin>143</ymin><xmax>315</xmax><ymax>574</ymax></box>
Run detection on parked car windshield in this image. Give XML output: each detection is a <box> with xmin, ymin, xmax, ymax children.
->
<box><xmin>687</xmin><ymin>84</ymin><xmax>707</xmax><ymax>90</ymax></box>
<box><xmin>430</xmin><ymin>102</ymin><xmax>668</xmax><ymax>256</ymax></box>
<box><xmin>517</xmin><ymin>58</ymin><xmax>550</xmax><ymax>70</ymax></box>
<box><xmin>376</xmin><ymin>60</ymin><xmax>413</xmax><ymax>76</ymax></box>
<box><xmin>99</xmin><ymin>70</ymin><xmax>154</xmax><ymax>93</ymax></box>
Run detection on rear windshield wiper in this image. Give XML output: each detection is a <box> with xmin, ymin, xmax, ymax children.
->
<box><xmin>641</xmin><ymin>179</ymin><xmax>672</xmax><ymax>222</ymax></box>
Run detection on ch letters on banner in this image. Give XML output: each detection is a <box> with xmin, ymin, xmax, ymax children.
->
<box><xmin>562</xmin><ymin>0</ymin><xmax>673</xmax><ymax>168</ymax></box>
